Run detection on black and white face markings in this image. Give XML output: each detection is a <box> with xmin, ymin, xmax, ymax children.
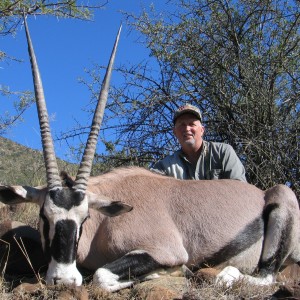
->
<box><xmin>39</xmin><ymin>187</ymin><xmax>89</xmax><ymax>285</ymax></box>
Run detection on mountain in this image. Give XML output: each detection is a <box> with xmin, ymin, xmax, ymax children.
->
<box><xmin>0</xmin><ymin>136</ymin><xmax>76</xmax><ymax>186</ymax></box>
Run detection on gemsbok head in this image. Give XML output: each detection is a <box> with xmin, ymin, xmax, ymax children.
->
<box><xmin>17</xmin><ymin>15</ymin><xmax>132</xmax><ymax>286</ymax></box>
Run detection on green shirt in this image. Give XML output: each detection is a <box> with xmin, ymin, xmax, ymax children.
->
<box><xmin>151</xmin><ymin>141</ymin><xmax>247</xmax><ymax>182</ymax></box>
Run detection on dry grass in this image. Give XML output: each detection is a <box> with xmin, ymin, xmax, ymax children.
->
<box><xmin>0</xmin><ymin>248</ymin><xmax>287</xmax><ymax>300</ymax></box>
<box><xmin>0</xmin><ymin>273</ymin><xmax>283</xmax><ymax>300</ymax></box>
<box><xmin>183</xmin><ymin>278</ymin><xmax>279</xmax><ymax>299</ymax></box>
<box><xmin>7</xmin><ymin>204</ymin><xmax>39</xmax><ymax>229</ymax></box>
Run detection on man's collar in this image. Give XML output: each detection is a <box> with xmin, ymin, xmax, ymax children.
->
<box><xmin>179</xmin><ymin>140</ymin><xmax>208</xmax><ymax>160</ymax></box>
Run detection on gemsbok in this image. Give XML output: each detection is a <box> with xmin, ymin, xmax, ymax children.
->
<box><xmin>0</xmin><ymin>15</ymin><xmax>299</xmax><ymax>292</ymax></box>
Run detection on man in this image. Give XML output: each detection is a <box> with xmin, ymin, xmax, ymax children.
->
<box><xmin>151</xmin><ymin>104</ymin><xmax>246</xmax><ymax>181</ymax></box>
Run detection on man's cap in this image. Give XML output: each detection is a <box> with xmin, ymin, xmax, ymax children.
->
<box><xmin>173</xmin><ymin>104</ymin><xmax>202</xmax><ymax>124</ymax></box>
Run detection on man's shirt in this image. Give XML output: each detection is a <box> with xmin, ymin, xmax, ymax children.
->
<box><xmin>151</xmin><ymin>141</ymin><xmax>247</xmax><ymax>181</ymax></box>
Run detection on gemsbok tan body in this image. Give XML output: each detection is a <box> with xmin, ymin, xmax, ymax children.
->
<box><xmin>0</xmin><ymin>15</ymin><xmax>299</xmax><ymax>292</ymax></box>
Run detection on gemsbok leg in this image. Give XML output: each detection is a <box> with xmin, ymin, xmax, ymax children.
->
<box><xmin>216</xmin><ymin>184</ymin><xmax>300</xmax><ymax>286</ymax></box>
<box><xmin>259</xmin><ymin>185</ymin><xmax>300</xmax><ymax>275</ymax></box>
<box><xmin>93</xmin><ymin>250</ymin><xmax>164</xmax><ymax>292</ymax></box>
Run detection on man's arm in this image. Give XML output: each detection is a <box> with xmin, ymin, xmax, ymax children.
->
<box><xmin>222</xmin><ymin>145</ymin><xmax>247</xmax><ymax>182</ymax></box>
<box><xmin>150</xmin><ymin>161</ymin><xmax>168</xmax><ymax>175</ymax></box>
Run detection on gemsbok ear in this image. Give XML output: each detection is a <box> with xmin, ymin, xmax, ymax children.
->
<box><xmin>0</xmin><ymin>185</ymin><xmax>43</xmax><ymax>205</ymax></box>
<box><xmin>86</xmin><ymin>191</ymin><xmax>133</xmax><ymax>217</ymax></box>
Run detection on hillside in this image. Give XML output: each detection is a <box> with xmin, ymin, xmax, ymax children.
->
<box><xmin>0</xmin><ymin>136</ymin><xmax>76</xmax><ymax>186</ymax></box>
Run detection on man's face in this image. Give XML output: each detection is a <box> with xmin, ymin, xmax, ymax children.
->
<box><xmin>173</xmin><ymin>114</ymin><xmax>204</xmax><ymax>149</ymax></box>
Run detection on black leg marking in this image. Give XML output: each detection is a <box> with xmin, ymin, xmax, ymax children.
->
<box><xmin>103</xmin><ymin>252</ymin><xmax>164</xmax><ymax>279</ymax></box>
<box><xmin>259</xmin><ymin>203</ymin><xmax>293</xmax><ymax>276</ymax></box>
<box><xmin>199</xmin><ymin>216</ymin><xmax>264</xmax><ymax>269</ymax></box>
<box><xmin>262</xmin><ymin>203</ymin><xmax>279</xmax><ymax>235</ymax></box>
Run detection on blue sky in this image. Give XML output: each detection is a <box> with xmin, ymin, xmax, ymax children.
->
<box><xmin>1</xmin><ymin>1</ymin><xmax>166</xmax><ymax>161</ymax></box>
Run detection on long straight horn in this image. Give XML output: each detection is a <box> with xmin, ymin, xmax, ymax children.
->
<box><xmin>73</xmin><ymin>25</ymin><xmax>122</xmax><ymax>191</ymax></box>
<box><xmin>24</xmin><ymin>15</ymin><xmax>61</xmax><ymax>190</ymax></box>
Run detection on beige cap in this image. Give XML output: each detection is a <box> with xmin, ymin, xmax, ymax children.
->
<box><xmin>173</xmin><ymin>104</ymin><xmax>202</xmax><ymax>124</ymax></box>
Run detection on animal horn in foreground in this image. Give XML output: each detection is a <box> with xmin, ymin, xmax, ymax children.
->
<box><xmin>24</xmin><ymin>15</ymin><xmax>62</xmax><ymax>190</ymax></box>
<box><xmin>73</xmin><ymin>25</ymin><xmax>122</xmax><ymax>191</ymax></box>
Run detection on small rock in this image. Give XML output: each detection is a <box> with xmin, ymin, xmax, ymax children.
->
<box><xmin>278</xmin><ymin>264</ymin><xmax>300</xmax><ymax>285</ymax></box>
<box><xmin>13</xmin><ymin>282</ymin><xmax>43</xmax><ymax>295</ymax></box>
<box><xmin>135</xmin><ymin>285</ymin><xmax>179</xmax><ymax>300</ymax></box>
<box><xmin>132</xmin><ymin>276</ymin><xmax>185</xmax><ymax>300</ymax></box>
<box><xmin>192</xmin><ymin>267</ymin><xmax>221</xmax><ymax>284</ymax></box>
<box><xmin>57</xmin><ymin>286</ymin><xmax>89</xmax><ymax>300</ymax></box>
<box><xmin>272</xmin><ymin>284</ymin><xmax>300</xmax><ymax>299</ymax></box>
